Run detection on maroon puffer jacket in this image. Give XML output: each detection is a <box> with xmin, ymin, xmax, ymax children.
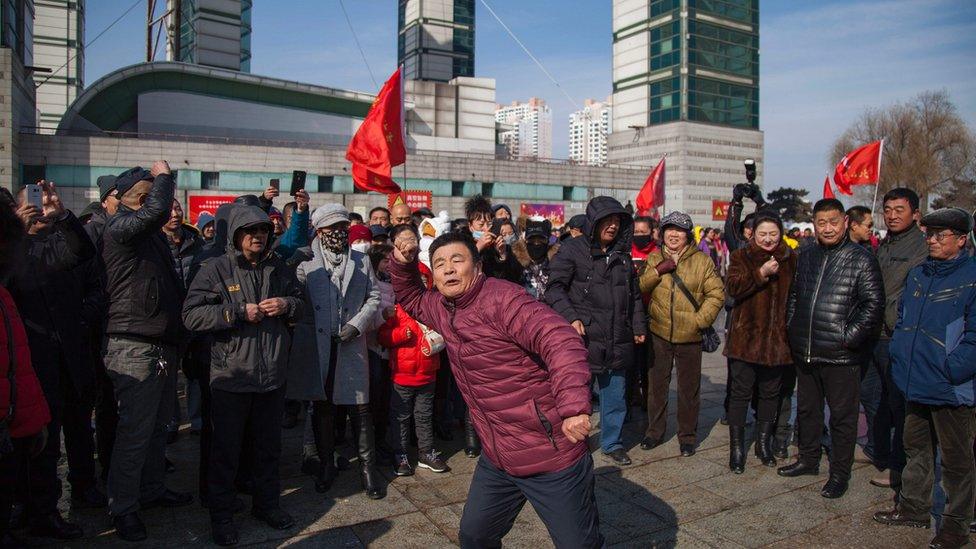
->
<box><xmin>390</xmin><ymin>259</ymin><xmax>591</xmax><ymax>477</ymax></box>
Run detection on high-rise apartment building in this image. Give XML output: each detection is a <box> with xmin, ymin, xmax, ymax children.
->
<box><xmin>569</xmin><ymin>98</ymin><xmax>612</xmax><ymax>166</ymax></box>
<box><xmin>176</xmin><ymin>0</ymin><xmax>251</xmax><ymax>72</ymax></box>
<box><xmin>495</xmin><ymin>98</ymin><xmax>552</xmax><ymax>161</ymax></box>
<box><xmin>608</xmin><ymin>0</ymin><xmax>763</xmax><ymax>224</ymax></box>
<box><xmin>398</xmin><ymin>0</ymin><xmax>474</xmax><ymax>82</ymax></box>
<box><xmin>33</xmin><ymin>0</ymin><xmax>83</xmax><ymax>131</ymax></box>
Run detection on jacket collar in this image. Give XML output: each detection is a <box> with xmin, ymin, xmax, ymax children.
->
<box><xmin>745</xmin><ymin>240</ymin><xmax>791</xmax><ymax>262</ymax></box>
<box><xmin>885</xmin><ymin>222</ymin><xmax>922</xmax><ymax>244</ymax></box>
<box><xmin>922</xmin><ymin>251</ymin><xmax>971</xmax><ymax>277</ymax></box>
<box><xmin>442</xmin><ymin>273</ymin><xmax>486</xmax><ymax>310</ymax></box>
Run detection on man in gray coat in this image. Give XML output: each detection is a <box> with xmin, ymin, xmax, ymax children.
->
<box><xmin>183</xmin><ymin>205</ymin><xmax>303</xmax><ymax>545</ymax></box>
<box><xmin>286</xmin><ymin>204</ymin><xmax>384</xmax><ymax>499</ymax></box>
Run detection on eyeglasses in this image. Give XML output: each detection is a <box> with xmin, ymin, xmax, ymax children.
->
<box><xmin>924</xmin><ymin>230</ymin><xmax>961</xmax><ymax>242</ymax></box>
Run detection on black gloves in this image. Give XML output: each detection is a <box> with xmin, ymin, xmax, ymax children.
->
<box><xmin>732</xmin><ymin>183</ymin><xmax>749</xmax><ymax>204</ymax></box>
<box><xmin>338</xmin><ymin>324</ymin><xmax>360</xmax><ymax>342</ymax></box>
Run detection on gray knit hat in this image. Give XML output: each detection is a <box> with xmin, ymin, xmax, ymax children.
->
<box><xmin>660</xmin><ymin>211</ymin><xmax>693</xmax><ymax>232</ymax></box>
<box><xmin>311</xmin><ymin>203</ymin><xmax>349</xmax><ymax>229</ymax></box>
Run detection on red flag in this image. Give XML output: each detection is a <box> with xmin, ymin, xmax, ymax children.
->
<box><xmin>833</xmin><ymin>140</ymin><xmax>882</xmax><ymax>196</ymax></box>
<box><xmin>822</xmin><ymin>176</ymin><xmax>835</xmax><ymax>199</ymax></box>
<box><xmin>346</xmin><ymin>67</ymin><xmax>406</xmax><ymax>193</ymax></box>
<box><xmin>636</xmin><ymin>157</ymin><xmax>666</xmax><ymax>218</ymax></box>
<box><xmin>351</xmin><ymin>164</ymin><xmax>401</xmax><ymax>195</ymax></box>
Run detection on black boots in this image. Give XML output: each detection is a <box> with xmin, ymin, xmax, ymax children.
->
<box><xmin>350</xmin><ymin>406</ymin><xmax>386</xmax><ymax>500</ymax></box>
<box><xmin>729</xmin><ymin>426</ymin><xmax>746</xmax><ymax>474</ymax></box>
<box><xmin>755</xmin><ymin>421</ymin><xmax>777</xmax><ymax>467</ymax></box>
<box><xmin>464</xmin><ymin>413</ymin><xmax>481</xmax><ymax>458</ymax></box>
<box><xmin>311</xmin><ymin>401</ymin><xmax>339</xmax><ymax>494</ymax></box>
<box><xmin>820</xmin><ymin>474</ymin><xmax>849</xmax><ymax>499</ymax></box>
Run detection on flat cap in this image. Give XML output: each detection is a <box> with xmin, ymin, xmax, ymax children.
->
<box><xmin>311</xmin><ymin>203</ymin><xmax>349</xmax><ymax>230</ymax></box>
<box><xmin>921</xmin><ymin>207</ymin><xmax>973</xmax><ymax>235</ymax></box>
<box><xmin>660</xmin><ymin>211</ymin><xmax>693</xmax><ymax>232</ymax></box>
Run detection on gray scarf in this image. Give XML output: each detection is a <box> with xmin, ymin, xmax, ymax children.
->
<box><xmin>319</xmin><ymin>239</ymin><xmax>350</xmax><ymax>335</ymax></box>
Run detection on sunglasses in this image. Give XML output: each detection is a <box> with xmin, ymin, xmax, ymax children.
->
<box><xmin>243</xmin><ymin>226</ymin><xmax>270</xmax><ymax>236</ymax></box>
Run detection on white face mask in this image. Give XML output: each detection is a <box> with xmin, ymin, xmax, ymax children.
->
<box><xmin>351</xmin><ymin>242</ymin><xmax>370</xmax><ymax>254</ymax></box>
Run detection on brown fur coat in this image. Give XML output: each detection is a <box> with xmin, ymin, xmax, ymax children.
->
<box><xmin>724</xmin><ymin>241</ymin><xmax>797</xmax><ymax>366</ymax></box>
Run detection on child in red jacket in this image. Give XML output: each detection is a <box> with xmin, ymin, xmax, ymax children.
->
<box><xmin>378</xmin><ymin>303</ymin><xmax>447</xmax><ymax>476</ymax></box>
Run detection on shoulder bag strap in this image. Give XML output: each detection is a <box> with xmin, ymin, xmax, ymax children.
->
<box><xmin>0</xmin><ymin>299</ymin><xmax>16</xmax><ymax>425</ymax></box>
<box><xmin>670</xmin><ymin>271</ymin><xmax>702</xmax><ymax>312</ymax></box>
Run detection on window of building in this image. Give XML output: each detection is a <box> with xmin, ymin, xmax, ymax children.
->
<box><xmin>317</xmin><ymin>175</ymin><xmax>334</xmax><ymax>193</ymax></box>
<box><xmin>649</xmin><ymin>21</ymin><xmax>681</xmax><ymax>71</ymax></box>
<box><xmin>21</xmin><ymin>164</ymin><xmax>44</xmax><ymax>187</ymax></box>
<box><xmin>689</xmin><ymin>0</ymin><xmax>758</xmax><ymax>26</ymax></box>
<box><xmin>688</xmin><ymin>76</ymin><xmax>759</xmax><ymax>128</ymax></box>
<box><xmin>201</xmin><ymin>171</ymin><xmax>219</xmax><ymax>190</ymax></box>
<box><xmin>563</xmin><ymin>186</ymin><xmax>574</xmax><ymax>201</ymax></box>
<box><xmin>481</xmin><ymin>182</ymin><xmax>494</xmax><ymax>198</ymax></box>
<box><xmin>687</xmin><ymin>20</ymin><xmax>758</xmax><ymax>79</ymax></box>
<box><xmin>452</xmin><ymin>180</ymin><xmax>465</xmax><ymax>197</ymax></box>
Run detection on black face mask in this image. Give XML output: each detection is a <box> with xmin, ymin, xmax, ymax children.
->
<box><xmin>526</xmin><ymin>242</ymin><xmax>549</xmax><ymax>262</ymax></box>
<box><xmin>633</xmin><ymin>235</ymin><xmax>653</xmax><ymax>249</ymax></box>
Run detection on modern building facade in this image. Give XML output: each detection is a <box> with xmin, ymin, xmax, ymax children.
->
<box><xmin>32</xmin><ymin>0</ymin><xmax>83</xmax><ymax>131</ymax></box>
<box><xmin>569</xmin><ymin>98</ymin><xmax>612</xmax><ymax>166</ymax></box>
<box><xmin>175</xmin><ymin>0</ymin><xmax>252</xmax><ymax>72</ymax></box>
<box><xmin>398</xmin><ymin>0</ymin><xmax>475</xmax><ymax>82</ymax></box>
<box><xmin>0</xmin><ymin>0</ymin><xmax>37</xmax><ymax>186</ymax></box>
<box><xmin>495</xmin><ymin>98</ymin><xmax>552</xmax><ymax>161</ymax></box>
<box><xmin>609</xmin><ymin>0</ymin><xmax>763</xmax><ymax>224</ymax></box>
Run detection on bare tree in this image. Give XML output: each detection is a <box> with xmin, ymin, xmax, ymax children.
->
<box><xmin>829</xmin><ymin>90</ymin><xmax>975</xmax><ymax>212</ymax></box>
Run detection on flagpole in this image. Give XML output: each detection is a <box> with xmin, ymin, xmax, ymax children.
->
<box><xmin>870</xmin><ymin>138</ymin><xmax>885</xmax><ymax>216</ymax></box>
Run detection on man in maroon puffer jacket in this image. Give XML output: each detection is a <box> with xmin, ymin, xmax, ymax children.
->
<box><xmin>389</xmin><ymin>231</ymin><xmax>601</xmax><ymax>548</ymax></box>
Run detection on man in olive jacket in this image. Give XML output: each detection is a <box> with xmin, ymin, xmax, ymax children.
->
<box><xmin>183</xmin><ymin>205</ymin><xmax>303</xmax><ymax>545</ymax></box>
<box><xmin>779</xmin><ymin>198</ymin><xmax>884</xmax><ymax>500</ymax></box>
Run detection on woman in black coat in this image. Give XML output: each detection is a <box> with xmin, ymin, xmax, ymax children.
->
<box><xmin>545</xmin><ymin>196</ymin><xmax>646</xmax><ymax>466</ymax></box>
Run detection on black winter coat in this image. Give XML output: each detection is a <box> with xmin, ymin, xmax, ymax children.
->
<box><xmin>545</xmin><ymin>197</ymin><xmax>646</xmax><ymax>374</ymax></box>
<box><xmin>167</xmin><ymin>225</ymin><xmax>205</xmax><ymax>291</ymax></box>
<box><xmin>786</xmin><ymin>237</ymin><xmax>884</xmax><ymax>366</ymax></box>
<box><xmin>182</xmin><ymin>206</ymin><xmax>303</xmax><ymax>393</ymax></box>
<box><xmin>102</xmin><ymin>173</ymin><xmax>185</xmax><ymax>344</ymax></box>
<box><xmin>8</xmin><ymin>212</ymin><xmax>97</xmax><ymax>397</ymax></box>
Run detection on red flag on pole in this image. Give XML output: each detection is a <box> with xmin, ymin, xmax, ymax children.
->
<box><xmin>346</xmin><ymin>68</ymin><xmax>406</xmax><ymax>193</ymax></box>
<box><xmin>822</xmin><ymin>176</ymin><xmax>835</xmax><ymax>199</ymax></box>
<box><xmin>636</xmin><ymin>157</ymin><xmax>666</xmax><ymax>218</ymax></box>
<box><xmin>833</xmin><ymin>140</ymin><xmax>882</xmax><ymax>196</ymax></box>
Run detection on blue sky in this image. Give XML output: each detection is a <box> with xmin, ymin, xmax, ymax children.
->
<box><xmin>85</xmin><ymin>0</ymin><xmax>976</xmax><ymax>198</ymax></box>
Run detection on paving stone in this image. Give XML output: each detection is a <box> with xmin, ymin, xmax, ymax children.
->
<box><xmin>612</xmin><ymin>454</ymin><xmax>729</xmax><ymax>494</ymax></box>
<box><xmin>683</xmin><ymin>489</ymin><xmax>838</xmax><ymax>547</ymax></box>
<box><xmin>692</xmin><ymin>457</ymin><xmax>826</xmax><ymax>505</ymax></box>
<box><xmin>277</xmin><ymin>526</ymin><xmax>363</xmax><ymax>548</ymax></box>
<box><xmin>350</xmin><ymin>511</ymin><xmax>455</xmax><ymax>548</ymax></box>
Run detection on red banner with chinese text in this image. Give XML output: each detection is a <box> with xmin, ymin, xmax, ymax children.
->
<box><xmin>188</xmin><ymin>195</ymin><xmax>236</xmax><ymax>224</ymax></box>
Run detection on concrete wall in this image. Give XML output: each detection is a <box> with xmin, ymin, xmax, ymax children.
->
<box><xmin>0</xmin><ymin>48</ymin><xmax>37</xmax><ymax>191</ymax></box>
<box><xmin>19</xmin><ymin>133</ymin><xmax>650</xmax><ymax>220</ymax></box>
<box><xmin>608</xmin><ymin>121</ymin><xmax>764</xmax><ymax>224</ymax></box>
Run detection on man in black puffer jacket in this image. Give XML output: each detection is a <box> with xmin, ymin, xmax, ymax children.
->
<box><xmin>546</xmin><ymin>196</ymin><xmax>647</xmax><ymax>466</ymax></box>
<box><xmin>778</xmin><ymin>198</ymin><xmax>884</xmax><ymax>500</ymax></box>
<box><xmin>101</xmin><ymin>161</ymin><xmax>193</xmax><ymax>541</ymax></box>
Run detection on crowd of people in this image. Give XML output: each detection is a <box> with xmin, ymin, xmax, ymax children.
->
<box><xmin>0</xmin><ymin>161</ymin><xmax>973</xmax><ymax>548</ymax></box>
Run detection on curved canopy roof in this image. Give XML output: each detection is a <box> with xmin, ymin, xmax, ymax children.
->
<box><xmin>59</xmin><ymin>61</ymin><xmax>376</xmax><ymax>133</ymax></box>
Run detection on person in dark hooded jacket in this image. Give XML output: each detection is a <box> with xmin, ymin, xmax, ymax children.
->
<box><xmin>183</xmin><ymin>205</ymin><xmax>303</xmax><ymax>545</ymax></box>
<box><xmin>545</xmin><ymin>196</ymin><xmax>647</xmax><ymax>466</ymax></box>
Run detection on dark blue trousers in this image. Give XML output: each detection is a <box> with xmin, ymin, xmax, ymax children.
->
<box><xmin>459</xmin><ymin>454</ymin><xmax>603</xmax><ymax>549</ymax></box>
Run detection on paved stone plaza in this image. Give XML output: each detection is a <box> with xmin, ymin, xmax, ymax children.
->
<box><xmin>46</xmin><ymin>344</ymin><xmax>936</xmax><ymax>548</ymax></box>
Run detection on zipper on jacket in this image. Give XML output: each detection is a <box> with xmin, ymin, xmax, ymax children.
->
<box><xmin>805</xmin><ymin>248</ymin><xmax>831</xmax><ymax>362</ymax></box>
<box><xmin>448</xmin><ymin>303</ymin><xmax>502</xmax><ymax>470</ymax></box>
<box><xmin>534</xmin><ymin>400</ymin><xmax>558</xmax><ymax>450</ymax></box>
<box><xmin>904</xmin><ymin>276</ymin><xmax>934</xmax><ymax>399</ymax></box>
